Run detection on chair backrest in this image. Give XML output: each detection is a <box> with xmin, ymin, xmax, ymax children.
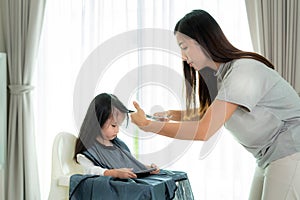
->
<box><xmin>48</xmin><ymin>132</ymin><xmax>83</xmax><ymax>200</ymax></box>
<box><xmin>52</xmin><ymin>132</ymin><xmax>83</xmax><ymax>177</ymax></box>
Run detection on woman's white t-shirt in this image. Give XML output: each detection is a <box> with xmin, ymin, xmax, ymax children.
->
<box><xmin>215</xmin><ymin>58</ymin><xmax>300</xmax><ymax>168</ymax></box>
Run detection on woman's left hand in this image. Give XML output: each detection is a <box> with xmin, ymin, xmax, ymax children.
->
<box><xmin>130</xmin><ymin>101</ymin><xmax>150</xmax><ymax>127</ymax></box>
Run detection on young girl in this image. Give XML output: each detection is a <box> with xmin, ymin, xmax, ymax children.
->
<box><xmin>74</xmin><ymin>93</ymin><xmax>159</xmax><ymax>179</ymax></box>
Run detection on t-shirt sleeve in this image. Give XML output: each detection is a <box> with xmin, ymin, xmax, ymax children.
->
<box><xmin>216</xmin><ymin>59</ymin><xmax>280</xmax><ymax>111</ymax></box>
<box><xmin>76</xmin><ymin>153</ymin><xmax>107</xmax><ymax>175</ymax></box>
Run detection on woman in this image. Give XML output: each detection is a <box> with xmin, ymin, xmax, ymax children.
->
<box><xmin>130</xmin><ymin>10</ymin><xmax>300</xmax><ymax>199</ymax></box>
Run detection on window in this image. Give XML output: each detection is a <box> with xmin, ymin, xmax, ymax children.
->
<box><xmin>35</xmin><ymin>0</ymin><xmax>255</xmax><ymax>199</ymax></box>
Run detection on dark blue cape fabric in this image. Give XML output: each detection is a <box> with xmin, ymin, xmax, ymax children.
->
<box><xmin>81</xmin><ymin>137</ymin><xmax>132</xmax><ymax>169</ymax></box>
<box><xmin>73</xmin><ymin>137</ymin><xmax>194</xmax><ymax>199</ymax></box>
<box><xmin>69</xmin><ymin>170</ymin><xmax>190</xmax><ymax>200</ymax></box>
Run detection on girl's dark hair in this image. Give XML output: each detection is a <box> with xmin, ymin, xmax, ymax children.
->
<box><xmin>174</xmin><ymin>10</ymin><xmax>274</xmax><ymax>117</ymax></box>
<box><xmin>74</xmin><ymin>93</ymin><xmax>129</xmax><ymax>161</ymax></box>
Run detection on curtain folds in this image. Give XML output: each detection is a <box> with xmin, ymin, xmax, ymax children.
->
<box><xmin>245</xmin><ymin>0</ymin><xmax>300</xmax><ymax>91</ymax></box>
<box><xmin>1</xmin><ymin>0</ymin><xmax>46</xmax><ymax>199</ymax></box>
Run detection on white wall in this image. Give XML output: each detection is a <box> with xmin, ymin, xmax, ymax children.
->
<box><xmin>295</xmin><ymin>27</ymin><xmax>300</xmax><ymax>93</ymax></box>
<box><xmin>0</xmin><ymin>7</ymin><xmax>6</xmax><ymax>200</ymax></box>
<box><xmin>0</xmin><ymin>53</ymin><xmax>6</xmax><ymax>200</ymax></box>
<box><xmin>0</xmin><ymin>11</ymin><xmax>5</xmax><ymax>52</ymax></box>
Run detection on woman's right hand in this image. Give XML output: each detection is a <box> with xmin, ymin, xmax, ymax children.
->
<box><xmin>130</xmin><ymin>101</ymin><xmax>151</xmax><ymax>127</ymax></box>
<box><xmin>153</xmin><ymin>111</ymin><xmax>172</xmax><ymax>121</ymax></box>
<box><xmin>104</xmin><ymin>168</ymin><xmax>137</xmax><ymax>179</ymax></box>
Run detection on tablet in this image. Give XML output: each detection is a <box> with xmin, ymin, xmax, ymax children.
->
<box><xmin>134</xmin><ymin>168</ymin><xmax>157</xmax><ymax>178</ymax></box>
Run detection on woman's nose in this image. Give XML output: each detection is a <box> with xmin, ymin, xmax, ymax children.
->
<box><xmin>181</xmin><ymin>52</ymin><xmax>187</xmax><ymax>61</ymax></box>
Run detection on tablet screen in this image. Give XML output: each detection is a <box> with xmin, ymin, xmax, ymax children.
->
<box><xmin>134</xmin><ymin>168</ymin><xmax>156</xmax><ymax>178</ymax></box>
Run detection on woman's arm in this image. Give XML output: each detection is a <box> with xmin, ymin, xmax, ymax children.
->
<box><xmin>131</xmin><ymin>100</ymin><xmax>238</xmax><ymax>141</ymax></box>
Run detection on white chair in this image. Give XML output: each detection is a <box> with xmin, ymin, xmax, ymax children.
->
<box><xmin>48</xmin><ymin>132</ymin><xmax>83</xmax><ymax>200</ymax></box>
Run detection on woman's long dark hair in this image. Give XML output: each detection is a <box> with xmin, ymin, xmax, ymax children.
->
<box><xmin>174</xmin><ymin>10</ymin><xmax>274</xmax><ymax>118</ymax></box>
<box><xmin>74</xmin><ymin>93</ymin><xmax>129</xmax><ymax>161</ymax></box>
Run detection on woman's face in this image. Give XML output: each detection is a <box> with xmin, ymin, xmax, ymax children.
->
<box><xmin>101</xmin><ymin>109</ymin><xmax>125</xmax><ymax>141</ymax></box>
<box><xmin>176</xmin><ymin>32</ymin><xmax>216</xmax><ymax>71</ymax></box>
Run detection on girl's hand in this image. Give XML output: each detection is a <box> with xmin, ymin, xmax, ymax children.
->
<box><xmin>149</xmin><ymin>163</ymin><xmax>160</xmax><ymax>174</ymax></box>
<box><xmin>105</xmin><ymin>168</ymin><xmax>137</xmax><ymax>179</ymax></box>
<box><xmin>130</xmin><ymin>101</ymin><xmax>151</xmax><ymax>127</ymax></box>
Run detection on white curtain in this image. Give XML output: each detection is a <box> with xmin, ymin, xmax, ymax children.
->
<box><xmin>245</xmin><ymin>0</ymin><xmax>300</xmax><ymax>92</ymax></box>
<box><xmin>0</xmin><ymin>0</ymin><xmax>46</xmax><ymax>199</ymax></box>
<box><xmin>36</xmin><ymin>0</ymin><xmax>256</xmax><ymax>199</ymax></box>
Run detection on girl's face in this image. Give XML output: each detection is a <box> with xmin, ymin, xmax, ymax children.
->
<box><xmin>175</xmin><ymin>32</ymin><xmax>216</xmax><ymax>71</ymax></box>
<box><xmin>100</xmin><ymin>109</ymin><xmax>126</xmax><ymax>141</ymax></box>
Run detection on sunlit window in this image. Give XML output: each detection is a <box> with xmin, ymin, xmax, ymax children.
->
<box><xmin>35</xmin><ymin>0</ymin><xmax>256</xmax><ymax>199</ymax></box>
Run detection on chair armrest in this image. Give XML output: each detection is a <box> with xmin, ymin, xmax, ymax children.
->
<box><xmin>58</xmin><ymin>175</ymin><xmax>70</xmax><ymax>187</ymax></box>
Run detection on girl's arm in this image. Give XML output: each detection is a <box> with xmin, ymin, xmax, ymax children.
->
<box><xmin>76</xmin><ymin>154</ymin><xmax>107</xmax><ymax>175</ymax></box>
<box><xmin>76</xmin><ymin>154</ymin><xmax>137</xmax><ymax>178</ymax></box>
<box><xmin>130</xmin><ymin>100</ymin><xmax>238</xmax><ymax>141</ymax></box>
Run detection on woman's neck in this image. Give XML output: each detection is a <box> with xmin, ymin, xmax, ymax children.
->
<box><xmin>210</xmin><ymin>62</ymin><xmax>221</xmax><ymax>71</ymax></box>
